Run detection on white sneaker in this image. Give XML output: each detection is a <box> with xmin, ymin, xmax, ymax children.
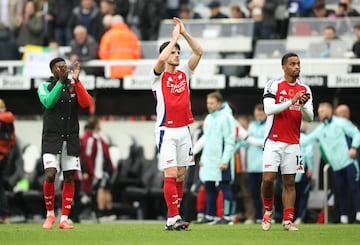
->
<box><xmin>283</xmin><ymin>221</ymin><xmax>299</xmax><ymax>231</ymax></box>
<box><xmin>261</xmin><ymin>213</ymin><xmax>272</xmax><ymax>231</ymax></box>
<box><xmin>294</xmin><ymin>218</ymin><xmax>302</xmax><ymax>225</ymax></box>
<box><xmin>244</xmin><ymin>219</ymin><xmax>255</xmax><ymax>224</ymax></box>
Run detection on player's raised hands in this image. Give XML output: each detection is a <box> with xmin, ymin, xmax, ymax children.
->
<box><xmin>72</xmin><ymin>61</ymin><xmax>80</xmax><ymax>83</ymax></box>
<box><xmin>173</xmin><ymin>17</ymin><xmax>186</xmax><ymax>35</ymax></box>
<box><xmin>172</xmin><ymin>22</ymin><xmax>180</xmax><ymax>40</ymax></box>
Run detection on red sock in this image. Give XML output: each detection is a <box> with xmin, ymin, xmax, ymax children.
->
<box><xmin>62</xmin><ymin>182</ymin><xmax>75</xmax><ymax>216</ymax></box>
<box><xmin>176</xmin><ymin>181</ymin><xmax>184</xmax><ymax>208</ymax></box>
<box><xmin>217</xmin><ymin>191</ymin><xmax>224</xmax><ymax>217</ymax></box>
<box><xmin>197</xmin><ymin>186</ymin><xmax>206</xmax><ymax>213</ymax></box>
<box><xmin>262</xmin><ymin>197</ymin><xmax>274</xmax><ymax>212</ymax></box>
<box><xmin>43</xmin><ymin>181</ymin><xmax>55</xmax><ymax>212</ymax></box>
<box><xmin>164</xmin><ymin>177</ymin><xmax>178</xmax><ymax>217</ymax></box>
<box><xmin>283</xmin><ymin>207</ymin><xmax>295</xmax><ymax>222</ymax></box>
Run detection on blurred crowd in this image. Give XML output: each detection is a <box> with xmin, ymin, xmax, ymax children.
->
<box><xmin>1</xmin><ymin>0</ymin><xmax>360</xmax><ymax>67</ymax></box>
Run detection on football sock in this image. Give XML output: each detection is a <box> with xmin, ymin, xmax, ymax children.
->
<box><xmin>164</xmin><ymin>177</ymin><xmax>179</xmax><ymax>218</ymax></box>
<box><xmin>216</xmin><ymin>191</ymin><xmax>224</xmax><ymax>217</ymax></box>
<box><xmin>176</xmin><ymin>181</ymin><xmax>184</xmax><ymax>208</ymax></box>
<box><xmin>61</xmin><ymin>182</ymin><xmax>75</xmax><ymax>217</ymax></box>
<box><xmin>283</xmin><ymin>207</ymin><xmax>295</xmax><ymax>222</ymax></box>
<box><xmin>262</xmin><ymin>197</ymin><xmax>274</xmax><ymax>212</ymax></box>
<box><xmin>196</xmin><ymin>186</ymin><xmax>206</xmax><ymax>214</ymax></box>
<box><xmin>43</xmin><ymin>181</ymin><xmax>55</xmax><ymax>213</ymax></box>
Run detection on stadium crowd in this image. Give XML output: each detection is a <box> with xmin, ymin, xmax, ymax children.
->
<box><xmin>1</xmin><ymin>0</ymin><xmax>360</xmax><ymax>69</ymax></box>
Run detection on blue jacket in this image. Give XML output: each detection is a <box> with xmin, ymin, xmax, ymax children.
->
<box><xmin>200</xmin><ymin>103</ymin><xmax>236</xmax><ymax>181</ymax></box>
<box><xmin>301</xmin><ymin>116</ymin><xmax>360</xmax><ymax>171</ymax></box>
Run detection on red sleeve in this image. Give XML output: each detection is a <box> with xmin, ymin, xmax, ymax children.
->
<box><xmin>75</xmin><ymin>81</ymin><xmax>92</xmax><ymax>108</ymax></box>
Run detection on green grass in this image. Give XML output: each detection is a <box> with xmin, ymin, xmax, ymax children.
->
<box><xmin>0</xmin><ymin>223</ymin><xmax>359</xmax><ymax>245</ymax></box>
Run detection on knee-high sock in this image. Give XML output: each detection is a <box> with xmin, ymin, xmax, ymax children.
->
<box><xmin>43</xmin><ymin>181</ymin><xmax>55</xmax><ymax>212</ymax></box>
<box><xmin>262</xmin><ymin>197</ymin><xmax>274</xmax><ymax>212</ymax></box>
<box><xmin>217</xmin><ymin>190</ymin><xmax>224</xmax><ymax>217</ymax></box>
<box><xmin>283</xmin><ymin>207</ymin><xmax>295</xmax><ymax>222</ymax></box>
<box><xmin>62</xmin><ymin>182</ymin><xmax>75</xmax><ymax>216</ymax></box>
<box><xmin>197</xmin><ymin>186</ymin><xmax>206</xmax><ymax>213</ymax></box>
<box><xmin>176</xmin><ymin>181</ymin><xmax>184</xmax><ymax>208</ymax></box>
<box><xmin>164</xmin><ymin>177</ymin><xmax>178</xmax><ymax>217</ymax></box>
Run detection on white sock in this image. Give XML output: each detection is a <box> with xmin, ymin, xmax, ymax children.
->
<box><xmin>356</xmin><ymin>212</ymin><xmax>360</xmax><ymax>221</ymax></box>
<box><xmin>47</xmin><ymin>210</ymin><xmax>55</xmax><ymax>217</ymax></box>
<box><xmin>340</xmin><ymin>215</ymin><xmax>348</xmax><ymax>224</ymax></box>
<box><xmin>166</xmin><ymin>215</ymin><xmax>181</xmax><ymax>226</ymax></box>
<box><xmin>60</xmin><ymin>215</ymin><xmax>68</xmax><ymax>223</ymax></box>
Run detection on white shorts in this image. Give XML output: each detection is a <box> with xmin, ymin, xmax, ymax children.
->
<box><xmin>43</xmin><ymin>141</ymin><xmax>81</xmax><ymax>172</ymax></box>
<box><xmin>262</xmin><ymin>139</ymin><xmax>304</xmax><ymax>174</ymax></box>
<box><xmin>155</xmin><ymin>126</ymin><xmax>195</xmax><ymax>170</ymax></box>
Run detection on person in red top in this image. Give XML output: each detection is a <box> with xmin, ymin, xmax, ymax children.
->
<box><xmin>0</xmin><ymin>99</ymin><xmax>16</xmax><ymax>223</ymax></box>
<box><xmin>80</xmin><ymin>116</ymin><xmax>114</xmax><ymax>222</ymax></box>
<box><xmin>261</xmin><ymin>53</ymin><xmax>314</xmax><ymax>231</ymax></box>
<box><xmin>151</xmin><ymin>17</ymin><xmax>203</xmax><ymax>231</ymax></box>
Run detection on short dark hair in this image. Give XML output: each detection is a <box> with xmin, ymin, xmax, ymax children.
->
<box><xmin>207</xmin><ymin>91</ymin><xmax>223</xmax><ymax>102</ymax></box>
<box><xmin>281</xmin><ymin>52</ymin><xmax>298</xmax><ymax>65</ymax></box>
<box><xmin>49</xmin><ymin>57</ymin><xmax>65</xmax><ymax>70</ymax></box>
<box><xmin>86</xmin><ymin>116</ymin><xmax>99</xmax><ymax>130</ymax></box>
<box><xmin>159</xmin><ymin>41</ymin><xmax>181</xmax><ymax>54</ymax></box>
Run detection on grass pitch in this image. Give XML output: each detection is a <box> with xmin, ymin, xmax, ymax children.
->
<box><xmin>0</xmin><ymin>223</ymin><xmax>359</xmax><ymax>245</ymax></box>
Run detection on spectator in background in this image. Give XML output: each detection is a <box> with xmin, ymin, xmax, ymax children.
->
<box><xmin>307</xmin><ymin>0</ymin><xmax>336</xmax><ymax>18</ymax></box>
<box><xmin>335</xmin><ymin>104</ymin><xmax>351</xmax><ymax>119</ymax></box>
<box><xmin>98</xmin><ymin>15</ymin><xmax>141</xmax><ymax>79</ymax></box>
<box><xmin>243</xmin><ymin>104</ymin><xmax>266</xmax><ymax>224</ymax></box>
<box><xmin>102</xmin><ymin>14</ymin><xmax>113</xmax><ymax>30</ymax></box>
<box><xmin>48</xmin><ymin>0</ymin><xmax>79</xmax><ymax>46</ymax></box>
<box><xmin>14</xmin><ymin>0</ymin><xmax>44</xmax><ymax>46</ymax></box>
<box><xmin>68</xmin><ymin>0</ymin><xmax>105</xmax><ymax>44</ymax></box>
<box><xmin>351</xmin><ymin>23</ymin><xmax>360</xmax><ymax>72</ymax></box>
<box><xmin>208</xmin><ymin>1</ymin><xmax>229</xmax><ymax>19</ymax></box>
<box><xmin>99</xmin><ymin>0</ymin><xmax>116</xmax><ymax>17</ymax></box>
<box><xmin>230</xmin><ymin>5</ymin><xmax>246</xmax><ymax>19</ymax></box>
<box><xmin>199</xmin><ymin>93</ymin><xmax>236</xmax><ymax>225</ymax></box>
<box><xmin>301</xmin><ymin>102</ymin><xmax>360</xmax><ymax>224</ymax></box>
<box><xmin>179</xmin><ymin>4</ymin><xmax>202</xmax><ymax>19</ymax></box>
<box><xmin>0</xmin><ymin>98</ymin><xmax>16</xmax><ymax>224</ymax></box>
<box><xmin>247</xmin><ymin>0</ymin><xmax>278</xmax><ymax>40</ymax></box>
<box><xmin>0</xmin><ymin>22</ymin><xmax>21</xmax><ymax>65</ymax></box>
<box><xmin>134</xmin><ymin>0</ymin><xmax>166</xmax><ymax>40</ymax></box>
<box><xmin>68</xmin><ymin>25</ymin><xmax>102</xmax><ymax>76</ymax></box>
<box><xmin>114</xmin><ymin>0</ymin><xmax>130</xmax><ymax>21</ymax></box>
<box><xmin>288</xmin><ymin>0</ymin><xmax>316</xmax><ymax>17</ymax></box>
<box><xmin>321</xmin><ymin>25</ymin><xmax>338</xmax><ymax>58</ymax></box>
<box><xmin>166</xmin><ymin>0</ymin><xmax>181</xmax><ymax>19</ymax></box>
<box><xmin>80</xmin><ymin>116</ymin><xmax>115</xmax><ymax>223</ymax></box>
<box><xmin>33</xmin><ymin>0</ymin><xmax>53</xmax><ymax>46</ymax></box>
<box><xmin>335</xmin><ymin>0</ymin><xmax>360</xmax><ymax>17</ymax></box>
<box><xmin>0</xmin><ymin>0</ymin><xmax>23</xmax><ymax>32</ymax></box>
